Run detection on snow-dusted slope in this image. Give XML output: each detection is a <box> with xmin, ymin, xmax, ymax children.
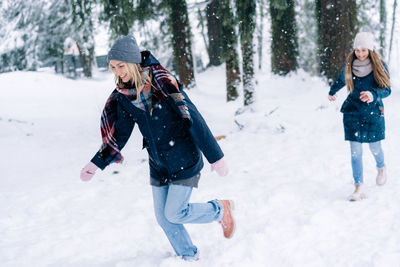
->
<box><xmin>1</xmin><ymin>67</ymin><xmax>399</xmax><ymax>267</ymax></box>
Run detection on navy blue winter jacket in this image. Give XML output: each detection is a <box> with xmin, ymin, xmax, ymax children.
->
<box><xmin>329</xmin><ymin>62</ymin><xmax>391</xmax><ymax>142</ymax></box>
<box><xmin>91</xmin><ymin>52</ymin><xmax>224</xmax><ymax>183</ymax></box>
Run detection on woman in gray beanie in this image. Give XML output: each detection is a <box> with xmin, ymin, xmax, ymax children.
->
<box><xmin>328</xmin><ymin>32</ymin><xmax>391</xmax><ymax>201</ymax></box>
<box><xmin>79</xmin><ymin>35</ymin><xmax>235</xmax><ymax>261</ymax></box>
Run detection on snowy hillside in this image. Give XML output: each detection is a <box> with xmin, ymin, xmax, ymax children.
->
<box><xmin>1</xmin><ymin>66</ymin><xmax>400</xmax><ymax>267</ymax></box>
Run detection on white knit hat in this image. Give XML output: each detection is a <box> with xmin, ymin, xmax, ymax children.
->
<box><xmin>353</xmin><ymin>32</ymin><xmax>375</xmax><ymax>50</ymax></box>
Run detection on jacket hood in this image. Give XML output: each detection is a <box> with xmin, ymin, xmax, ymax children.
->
<box><xmin>141</xmin><ymin>51</ymin><xmax>160</xmax><ymax>67</ymax></box>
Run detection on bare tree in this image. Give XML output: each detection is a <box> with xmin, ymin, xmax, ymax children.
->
<box><xmin>236</xmin><ymin>0</ymin><xmax>256</xmax><ymax>106</ymax></box>
<box><xmin>270</xmin><ymin>0</ymin><xmax>298</xmax><ymax>75</ymax></box>
<box><xmin>206</xmin><ymin>0</ymin><xmax>223</xmax><ymax>66</ymax></box>
<box><xmin>380</xmin><ymin>0</ymin><xmax>387</xmax><ymax>57</ymax></box>
<box><xmin>389</xmin><ymin>0</ymin><xmax>398</xmax><ymax>63</ymax></box>
<box><xmin>316</xmin><ymin>0</ymin><xmax>357</xmax><ymax>83</ymax></box>
<box><xmin>165</xmin><ymin>0</ymin><xmax>196</xmax><ymax>88</ymax></box>
<box><xmin>220</xmin><ymin>0</ymin><xmax>240</xmax><ymax>101</ymax></box>
<box><xmin>257</xmin><ymin>0</ymin><xmax>265</xmax><ymax>70</ymax></box>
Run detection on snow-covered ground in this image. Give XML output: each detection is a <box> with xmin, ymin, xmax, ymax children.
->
<box><xmin>1</xmin><ymin>66</ymin><xmax>400</xmax><ymax>267</ymax></box>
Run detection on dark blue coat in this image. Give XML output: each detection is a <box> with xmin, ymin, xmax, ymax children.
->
<box><xmin>329</xmin><ymin>63</ymin><xmax>391</xmax><ymax>143</ymax></box>
<box><xmin>92</xmin><ymin>53</ymin><xmax>224</xmax><ymax>183</ymax></box>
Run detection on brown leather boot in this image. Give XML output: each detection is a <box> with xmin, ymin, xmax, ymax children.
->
<box><xmin>218</xmin><ymin>200</ymin><xmax>235</xmax><ymax>239</ymax></box>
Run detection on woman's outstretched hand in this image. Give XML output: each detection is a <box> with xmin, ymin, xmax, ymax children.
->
<box><xmin>80</xmin><ymin>162</ymin><xmax>98</xmax><ymax>182</ymax></box>
<box><xmin>328</xmin><ymin>94</ymin><xmax>336</xmax><ymax>101</ymax></box>
<box><xmin>211</xmin><ymin>158</ymin><xmax>229</xmax><ymax>177</ymax></box>
<box><xmin>360</xmin><ymin>91</ymin><xmax>373</xmax><ymax>103</ymax></box>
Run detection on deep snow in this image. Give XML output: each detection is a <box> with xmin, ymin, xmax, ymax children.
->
<box><xmin>1</xmin><ymin>65</ymin><xmax>400</xmax><ymax>267</ymax></box>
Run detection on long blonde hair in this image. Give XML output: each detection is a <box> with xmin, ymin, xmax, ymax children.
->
<box><xmin>110</xmin><ymin>62</ymin><xmax>152</xmax><ymax>99</ymax></box>
<box><xmin>345</xmin><ymin>50</ymin><xmax>391</xmax><ymax>92</ymax></box>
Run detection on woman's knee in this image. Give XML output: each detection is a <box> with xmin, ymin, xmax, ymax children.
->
<box><xmin>351</xmin><ymin>149</ymin><xmax>362</xmax><ymax>159</ymax></box>
<box><xmin>164</xmin><ymin>204</ymin><xmax>189</xmax><ymax>224</ymax></box>
<box><xmin>154</xmin><ymin>207</ymin><xmax>171</xmax><ymax>228</ymax></box>
<box><xmin>350</xmin><ymin>142</ymin><xmax>362</xmax><ymax>159</ymax></box>
<box><xmin>369</xmin><ymin>142</ymin><xmax>382</xmax><ymax>154</ymax></box>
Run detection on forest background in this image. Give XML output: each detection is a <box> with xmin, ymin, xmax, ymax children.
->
<box><xmin>1</xmin><ymin>0</ymin><xmax>399</xmax><ymax>104</ymax></box>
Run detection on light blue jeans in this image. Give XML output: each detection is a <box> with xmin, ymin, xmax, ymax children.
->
<box><xmin>152</xmin><ymin>185</ymin><xmax>223</xmax><ymax>260</ymax></box>
<box><xmin>350</xmin><ymin>141</ymin><xmax>385</xmax><ymax>185</ymax></box>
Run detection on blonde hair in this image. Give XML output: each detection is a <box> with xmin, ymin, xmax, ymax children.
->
<box><xmin>345</xmin><ymin>50</ymin><xmax>391</xmax><ymax>92</ymax></box>
<box><xmin>109</xmin><ymin>62</ymin><xmax>152</xmax><ymax>99</ymax></box>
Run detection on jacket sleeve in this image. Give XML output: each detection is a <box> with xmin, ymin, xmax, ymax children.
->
<box><xmin>329</xmin><ymin>64</ymin><xmax>346</xmax><ymax>96</ymax></box>
<box><xmin>180</xmin><ymin>90</ymin><xmax>224</xmax><ymax>164</ymax></box>
<box><xmin>91</xmin><ymin>93</ymin><xmax>135</xmax><ymax>170</ymax></box>
<box><xmin>371</xmin><ymin>61</ymin><xmax>391</xmax><ymax>101</ymax></box>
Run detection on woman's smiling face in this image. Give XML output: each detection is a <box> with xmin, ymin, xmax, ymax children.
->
<box><xmin>355</xmin><ymin>48</ymin><xmax>369</xmax><ymax>61</ymax></box>
<box><xmin>109</xmin><ymin>60</ymin><xmax>130</xmax><ymax>82</ymax></box>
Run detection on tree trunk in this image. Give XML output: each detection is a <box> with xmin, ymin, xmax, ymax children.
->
<box><xmin>241</xmin><ymin>39</ymin><xmax>255</xmax><ymax>106</ymax></box>
<box><xmin>220</xmin><ymin>0</ymin><xmax>240</xmax><ymax>101</ymax></box>
<box><xmin>380</xmin><ymin>0</ymin><xmax>387</xmax><ymax>57</ymax></box>
<box><xmin>389</xmin><ymin>0</ymin><xmax>397</xmax><ymax>63</ymax></box>
<box><xmin>166</xmin><ymin>0</ymin><xmax>195</xmax><ymax>88</ymax></box>
<box><xmin>197</xmin><ymin>9</ymin><xmax>209</xmax><ymax>59</ymax></box>
<box><xmin>206</xmin><ymin>0</ymin><xmax>223</xmax><ymax>66</ymax></box>
<box><xmin>236</xmin><ymin>0</ymin><xmax>256</xmax><ymax>106</ymax></box>
<box><xmin>297</xmin><ymin>0</ymin><xmax>319</xmax><ymax>75</ymax></box>
<box><xmin>77</xmin><ymin>41</ymin><xmax>94</xmax><ymax>78</ymax></box>
<box><xmin>71</xmin><ymin>0</ymin><xmax>95</xmax><ymax>78</ymax></box>
<box><xmin>316</xmin><ymin>0</ymin><xmax>357</xmax><ymax>83</ymax></box>
<box><xmin>270</xmin><ymin>0</ymin><xmax>298</xmax><ymax>75</ymax></box>
<box><xmin>257</xmin><ymin>0</ymin><xmax>265</xmax><ymax>70</ymax></box>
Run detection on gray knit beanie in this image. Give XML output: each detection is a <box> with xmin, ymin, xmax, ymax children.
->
<box><xmin>353</xmin><ymin>32</ymin><xmax>375</xmax><ymax>51</ymax></box>
<box><xmin>107</xmin><ymin>35</ymin><xmax>141</xmax><ymax>64</ymax></box>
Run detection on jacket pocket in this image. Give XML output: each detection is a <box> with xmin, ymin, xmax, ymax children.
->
<box><xmin>378</xmin><ymin>106</ymin><xmax>384</xmax><ymax>116</ymax></box>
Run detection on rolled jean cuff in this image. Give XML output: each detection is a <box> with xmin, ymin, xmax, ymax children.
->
<box><xmin>208</xmin><ymin>199</ymin><xmax>224</xmax><ymax>221</ymax></box>
<box><xmin>182</xmin><ymin>249</ymin><xmax>199</xmax><ymax>261</ymax></box>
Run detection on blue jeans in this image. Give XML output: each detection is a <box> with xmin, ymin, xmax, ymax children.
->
<box><xmin>350</xmin><ymin>141</ymin><xmax>385</xmax><ymax>185</ymax></box>
<box><xmin>152</xmin><ymin>185</ymin><xmax>223</xmax><ymax>260</ymax></box>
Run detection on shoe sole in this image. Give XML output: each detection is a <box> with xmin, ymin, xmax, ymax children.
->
<box><xmin>228</xmin><ymin>200</ymin><xmax>235</xmax><ymax>210</ymax></box>
<box><xmin>348</xmin><ymin>193</ymin><xmax>366</xmax><ymax>202</ymax></box>
<box><xmin>227</xmin><ymin>200</ymin><xmax>236</xmax><ymax>239</ymax></box>
<box><xmin>376</xmin><ymin>167</ymin><xmax>387</xmax><ymax>186</ymax></box>
<box><xmin>376</xmin><ymin>179</ymin><xmax>387</xmax><ymax>186</ymax></box>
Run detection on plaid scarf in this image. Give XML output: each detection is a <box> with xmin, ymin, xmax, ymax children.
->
<box><xmin>98</xmin><ymin>64</ymin><xmax>191</xmax><ymax>165</ymax></box>
<box><xmin>116</xmin><ymin>69</ymin><xmax>153</xmax><ymax>111</ymax></box>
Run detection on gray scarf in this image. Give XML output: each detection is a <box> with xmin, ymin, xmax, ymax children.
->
<box><xmin>352</xmin><ymin>58</ymin><xmax>373</xmax><ymax>77</ymax></box>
